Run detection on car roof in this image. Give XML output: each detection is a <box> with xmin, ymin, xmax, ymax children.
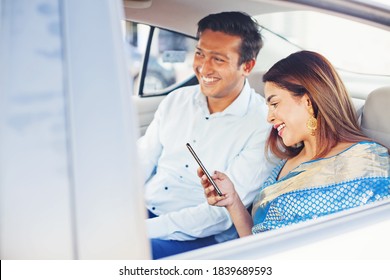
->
<box><xmin>123</xmin><ymin>0</ymin><xmax>390</xmax><ymax>37</ymax></box>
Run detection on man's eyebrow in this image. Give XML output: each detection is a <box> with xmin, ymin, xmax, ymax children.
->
<box><xmin>195</xmin><ymin>46</ymin><xmax>230</xmax><ymax>60</ymax></box>
<box><xmin>266</xmin><ymin>94</ymin><xmax>276</xmax><ymax>104</ymax></box>
<box><xmin>210</xmin><ymin>51</ymin><xmax>229</xmax><ymax>59</ymax></box>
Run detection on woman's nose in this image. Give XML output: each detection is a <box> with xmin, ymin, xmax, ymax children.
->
<box><xmin>267</xmin><ymin>109</ymin><xmax>275</xmax><ymax>123</ymax></box>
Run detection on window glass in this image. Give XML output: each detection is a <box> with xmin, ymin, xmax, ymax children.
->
<box><xmin>124</xmin><ymin>21</ymin><xmax>197</xmax><ymax>96</ymax></box>
<box><xmin>255</xmin><ymin>11</ymin><xmax>390</xmax><ymax>76</ymax></box>
<box><xmin>254</xmin><ymin>28</ymin><xmax>301</xmax><ymax>72</ymax></box>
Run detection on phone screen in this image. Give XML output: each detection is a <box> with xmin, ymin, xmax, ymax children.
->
<box><xmin>186</xmin><ymin>143</ymin><xmax>223</xmax><ymax>196</ymax></box>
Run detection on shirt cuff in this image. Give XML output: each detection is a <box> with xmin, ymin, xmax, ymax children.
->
<box><xmin>146</xmin><ymin>216</ymin><xmax>171</xmax><ymax>239</ymax></box>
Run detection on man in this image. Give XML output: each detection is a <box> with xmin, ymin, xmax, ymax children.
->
<box><xmin>138</xmin><ymin>11</ymin><xmax>274</xmax><ymax>259</ymax></box>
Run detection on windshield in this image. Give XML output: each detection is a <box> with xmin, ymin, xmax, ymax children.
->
<box><xmin>255</xmin><ymin>11</ymin><xmax>390</xmax><ymax>76</ymax></box>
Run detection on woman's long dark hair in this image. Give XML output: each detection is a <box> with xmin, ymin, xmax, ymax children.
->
<box><xmin>263</xmin><ymin>51</ymin><xmax>370</xmax><ymax>159</ymax></box>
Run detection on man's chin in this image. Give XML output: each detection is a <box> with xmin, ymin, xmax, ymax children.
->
<box><xmin>200</xmin><ymin>85</ymin><xmax>218</xmax><ymax>96</ymax></box>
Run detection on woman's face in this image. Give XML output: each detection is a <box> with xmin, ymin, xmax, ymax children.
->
<box><xmin>264</xmin><ymin>82</ymin><xmax>312</xmax><ymax>147</ymax></box>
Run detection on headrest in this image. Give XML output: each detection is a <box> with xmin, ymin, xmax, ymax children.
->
<box><xmin>361</xmin><ymin>86</ymin><xmax>390</xmax><ymax>148</ymax></box>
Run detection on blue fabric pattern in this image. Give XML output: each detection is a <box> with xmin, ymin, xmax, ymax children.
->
<box><xmin>251</xmin><ymin>141</ymin><xmax>390</xmax><ymax>234</ymax></box>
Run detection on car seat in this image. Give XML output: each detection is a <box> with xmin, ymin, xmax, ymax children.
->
<box><xmin>361</xmin><ymin>86</ymin><xmax>390</xmax><ymax>148</ymax></box>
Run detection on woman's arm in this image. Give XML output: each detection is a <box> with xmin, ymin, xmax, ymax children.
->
<box><xmin>198</xmin><ymin>168</ymin><xmax>254</xmax><ymax>237</ymax></box>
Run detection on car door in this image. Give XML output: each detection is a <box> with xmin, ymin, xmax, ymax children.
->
<box><xmin>0</xmin><ymin>0</ymin><xmax>149</xmax><ymax>259</ymax></box>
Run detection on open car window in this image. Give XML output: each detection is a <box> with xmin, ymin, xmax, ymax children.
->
<box><xmin>124</xmin><ymin>21</ymin><xmax>197</xmax><ymax>96</ymax></box>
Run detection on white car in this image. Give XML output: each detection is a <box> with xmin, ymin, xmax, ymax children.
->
<box><xmin>0</xmin><ymin>0</ymin><xmax>389</xmax><ymax>261</ymax></box>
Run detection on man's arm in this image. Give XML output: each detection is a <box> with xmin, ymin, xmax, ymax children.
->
<box><xmin>224</xmin><ymin>124</ymin><xmax>275</xmax><ymax>208</ymax></box>
<box><xmin>137</xmin><ymin>105</ymin><xmax>163</xmax><ymax>183</ymax></box>
<box><xmin>146</xmin><ymin>201</ymin><xmax>232</xmax><ymax>240</ymax></box>
<box><xmin>147</xmin><ymin>125</ymin><xmax>275</xmax><ymax>240</ymax></box>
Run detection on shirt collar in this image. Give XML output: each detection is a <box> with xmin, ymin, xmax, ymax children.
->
<box><xmin>196</xmin><ymin>79</ymin><xmax>252</xmax><ymax>117</ymax></box>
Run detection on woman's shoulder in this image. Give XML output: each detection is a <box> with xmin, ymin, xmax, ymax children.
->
<box><xmin>346</xmin><ymin>141</ymin><xmax>389</xmax><ymax>156</ymax></box>
<box><xmin>340</xmin><ymin>141</ymin><xmax>389</xmax><ymax>175</ymax></box>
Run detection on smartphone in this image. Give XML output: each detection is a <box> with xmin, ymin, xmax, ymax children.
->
<box><xmin>186</xmin><ymin>143</ymin><xmax>223</xmax><ymax>196</ymax></box>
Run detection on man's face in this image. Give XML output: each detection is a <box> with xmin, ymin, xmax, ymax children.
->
<box><xmin>193</xmin><ymin>29</ymin><xmax>248</xmax><ymax>101</ymax></box>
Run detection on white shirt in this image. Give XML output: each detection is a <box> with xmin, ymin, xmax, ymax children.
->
<box><xmin>137</xmin><ymin>81</ymin><xmax>275</xmax><ymax>242</ymax></box>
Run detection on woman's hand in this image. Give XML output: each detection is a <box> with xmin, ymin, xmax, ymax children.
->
<box><xmin>197</xmin><ymin>167</ymin><xmax>254</xmax><ymax>237</ymax></box>
<box><xmin>197</xmin><ymin>167</ymin><xmax>238</xmax><ymax>207</ymax></box>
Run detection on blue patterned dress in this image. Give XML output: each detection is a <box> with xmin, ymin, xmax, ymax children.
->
<box><xmin>251</xmin><ymin>141</ymin><xmax>390</xmax><ymax>234</ymax></box>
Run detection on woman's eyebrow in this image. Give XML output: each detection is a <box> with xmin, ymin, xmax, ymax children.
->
<box><xmin>266</xmin><ymin>94</ymin><xmax>276</xmax><ymax>104</ymax></box>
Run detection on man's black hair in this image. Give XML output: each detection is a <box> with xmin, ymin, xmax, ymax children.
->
<box><xmin>197</xmin><ymin>11</ymin><xmax>263</xmax><ymax>65</ymax></box>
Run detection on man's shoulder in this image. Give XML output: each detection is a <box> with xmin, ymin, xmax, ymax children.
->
<box><xmin>249</xmin><ymin>89</ymin><xmax>266</xmax><ymax>104</ymax></box>
<box><xmin>158</xmin><ymin>85</ymin><xmax>200</xmax><ymax>109</ymax></box>
<box><xmin>246</xmin><ymin>90</ymin><xmax>268</xmax><ymax>116</ymax></box>
<box><xmin>166</xmin><ymin>84</ymin><xmax>200</xmax><ymax>99</ymax></box>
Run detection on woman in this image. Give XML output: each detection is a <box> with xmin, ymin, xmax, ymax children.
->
<box><xmin>199</xmin><ymin>51</ymin><xmax>390</xmax><ymax>237</ymax></box>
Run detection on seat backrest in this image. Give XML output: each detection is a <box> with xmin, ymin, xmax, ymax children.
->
<box><xmin>361</xmin><ymin>86</ymin><xmax>390</xmax><ymax>148</ymax></box>
<box><xmin>247</xmin><ymin>70</ymin><xmax>266</xmax><ymax>97</ymax></box>
<box><xmin>352</xmin><ymin>97</ymin><xmax>365</xmax><ymax>123</ymax></box>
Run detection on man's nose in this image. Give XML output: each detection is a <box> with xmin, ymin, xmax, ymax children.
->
<box><xmin>198</xmin><ymin>59</ymin><xmax>212</xmax><ymax>75</ymax></box>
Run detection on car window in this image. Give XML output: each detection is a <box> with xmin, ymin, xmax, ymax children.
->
<box><xmin>255</xmin><ymin>11</ymin><xmax>390</xmax><ymax>76</ymax></box>
<box><xmin>254</xmin><ymin>11</ymin><xmax>390</xmax><ymax>99</ymax></box>
<box><xmin>124</xmin><ymin>21</ymin><xmax>197</xmax><ymax>96</ymax></box>
<box><xmin>254</xmin><ymin>28</ymin><xmax>301</xmax><ymax>72</ymax></box>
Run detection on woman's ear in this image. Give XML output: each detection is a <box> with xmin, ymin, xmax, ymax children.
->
<box><xmin>303</xmin><ymin>94</ymin><xmax>316</xmax><ymax>115</ymax></box>
<box><xmin>304</xmin><ymin>94</ymin><xmax>312</xmax><ymax>108</ymax></box>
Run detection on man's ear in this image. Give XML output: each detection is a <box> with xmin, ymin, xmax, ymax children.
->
<box><xmin>242</xmin><ymin>59</ymin><xmax>256</xmax><ymax>76</ymax></box>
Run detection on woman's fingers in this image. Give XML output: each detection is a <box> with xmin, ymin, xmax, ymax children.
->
<box><xmin>197</xmin><ymin>167</ymin><xmax>204</xmax><ymax>178</ymax></box>
<box><xmin>208</xmin><ymin>194</ymin><xmax>226</xmax><ymax>206</ymax></box>
<box><xmin>204</xmin><ymin>185</ymin><xmax>214</xmax><ymax>195</ymax></box>
<box><xmin>200</xmin><ymin>174</ymin><xmax>209</xmax><ymax>187</ymax></box>
<box><xmin>204</xmin><ymin>185</ymin><xmax>226</xmax><ymax>205</ymax></box>
<box><xmin>212</xmin><ymin>170</ymin><xmax>225</xmax><ymax>180</ymax></box>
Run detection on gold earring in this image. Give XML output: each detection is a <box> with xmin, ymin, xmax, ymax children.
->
<box><xmin>306</xmin><ymin>107</ymin><xmax>317</xmax><ymax>136</ymax></box>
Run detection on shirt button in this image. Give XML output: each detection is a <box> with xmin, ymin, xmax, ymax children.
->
<box><xmin>205</xmin><ymin>117</ymin><xmax>209</xmax><ymax>120</ymax></box>
<box><xmin>185</xmin><ymin>164</ymin><xmax>189</xmax><ymax>168</ymax></box>
<box><xmin>152</xmin><ymin>207</ymin><xmax>156</xmax><ymax>210</ymax></box>
<box><xmin>164</xmin><ymin>186</ymin><xmax>168</xmax><ymax>190</ymax></box>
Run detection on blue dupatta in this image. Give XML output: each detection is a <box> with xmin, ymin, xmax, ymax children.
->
<box><xmin>251</xmin><ymin>141</ymin><xmax>390</xmax><ymax>234</ymax></box>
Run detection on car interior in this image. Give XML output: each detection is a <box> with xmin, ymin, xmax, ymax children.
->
<box><xmin>123</xmin><ymin>0</ymin><xmax>390</xmax><ymax>259</ymax></box>
<box><xmin>1</xmin><ymin>0</ymin><xmax>389</xmax><ymax>261</ymax></box>
<box><xmin>361</xmin><ymin>86</ymin><xmax>390</xmax><ymax>148</ymax></box>
<box><xmin>124</xmin><ymin>1</ymin><xmax>390</xmax><ymax>139</ymax></box>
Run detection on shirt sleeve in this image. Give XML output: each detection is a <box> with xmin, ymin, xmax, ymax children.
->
<box><xmin>146</xmin><ymin>201</ymin><xmax>233</xmax><ymax>240</ymax></box>
<box><xmin>224</xmin><ymin>124</ymin><xmax>276</xmax><ymax>208</ymax></box>
<box><xmin>146</xmin><ymin>124</ymin><xmax>276</xmax><ymax>241</ymax></box>
<box><xmin>142</xmin><ymin>87</ymin><xmax>277</xmax><ymax>241</ymax></box>
<box><xmin>137</xmin><ymin>101</ymin><xmax>164</xmax><ymax>183</ymax></box>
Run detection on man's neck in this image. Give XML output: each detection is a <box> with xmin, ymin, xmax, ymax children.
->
<box><xmin>207</xmin><ymin>95</ymin><xmax>238</xmax><ymax>113</ymax></box>
<box><xmin>207</xmin><ymin>82</ymin><xmax>245</xmax><ymax>114</ymax></box>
